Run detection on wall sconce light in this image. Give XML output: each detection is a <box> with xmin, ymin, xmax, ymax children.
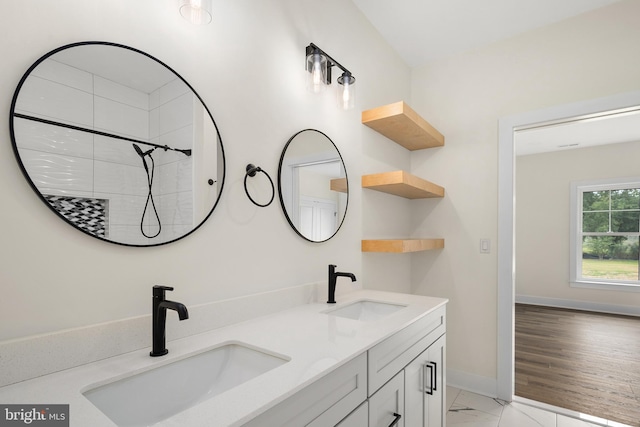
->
<box><xmin>179</xmin><ymin>0</ymin><xmax>212</xmax><ymax>25</ymax></box>
<box><xmin>305</xmin><ymin>43</ymin><xmax>356</xmax><ymax>110</ymax></box>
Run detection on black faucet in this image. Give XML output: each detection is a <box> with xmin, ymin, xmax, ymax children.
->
<box><xmin>150</xmin><ymin>285</ymin><xmax>189</xmax><ymax>357</ymax></box>
<box><xmin>327</xmin><ymin>264</ymin><xmax>356</xmax><ymax>304</ymax></box>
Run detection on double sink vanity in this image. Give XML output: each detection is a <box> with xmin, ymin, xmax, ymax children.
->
<box><xmin>0</xmin><ymin>290</ymin><xmax>447</xmax><ymax>426</ymax></box>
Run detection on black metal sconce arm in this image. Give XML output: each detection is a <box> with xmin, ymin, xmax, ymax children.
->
<box><xmin>306</xmin><ymin>43</ymin><xmax>353</xmax><ymax>85</ymax></box>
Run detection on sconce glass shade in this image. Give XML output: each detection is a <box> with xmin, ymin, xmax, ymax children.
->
<box><xmin>179</xmin><ymin>0</ymin><xmax>212</xmax><ymax>25</ymax></box>
<box><xmin>306</xmin><ymin>49</ymin><xmax>329</xmax><ymax>93</ymax></box>
<box><xmin>337</xmin><ymin>72</ymin><xmax>356</xmax><ymax>110</ymax></box>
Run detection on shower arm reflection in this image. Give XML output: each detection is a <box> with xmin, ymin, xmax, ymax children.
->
<box><xmin>14</xmin><ymin>113</ymin><xmax>192</xmax><ymax>156</ymax></box>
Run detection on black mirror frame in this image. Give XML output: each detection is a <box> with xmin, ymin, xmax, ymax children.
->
<box><xmin>9</xmin><ymin>41</ymin><xmax>226</xmax><ymax>247</ymax></box>
<box><xmin>277</xmin><ymin>129</ymin><xmax>349</xmax><ymax>243</ymax></box>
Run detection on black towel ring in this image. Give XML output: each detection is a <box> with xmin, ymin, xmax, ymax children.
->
<box><xmin>244</xmin><ymin>164</ymin><xmax>275</xmax><ymax>207</ymax></box>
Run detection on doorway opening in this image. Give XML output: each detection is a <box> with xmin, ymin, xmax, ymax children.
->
<box><xmin>497</xmin><ymin>91</ymin><xmax>640</xmax><ymax>417</ymax></box>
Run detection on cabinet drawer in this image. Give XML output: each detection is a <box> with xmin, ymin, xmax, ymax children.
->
<box><xmin>369</xmin><ymin>370</ymin><xmax>404</xmax><ymax>427</ymax></box>
<box><xmin>336</xmin><ymin>401</ymin><xmax>368</xmax><ymax>427</ymax></box>
<box><xmin>243</xmin><ymin>353</ymin><xmax>367</xmax><ymax>427</ymax></box>
<box><xmin>368</xmin><ymin>305</ymin><xmax>445</xmax><ymax>394</ymax></box>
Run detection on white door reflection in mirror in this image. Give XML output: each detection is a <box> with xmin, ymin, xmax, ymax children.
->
<box><xmin>278</xmin><ymin>129</ymin><xmax>348</xmax><ymax>243</ymax></box>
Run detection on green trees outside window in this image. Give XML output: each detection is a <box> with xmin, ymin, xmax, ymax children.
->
<box><xmin>581</xmin><ymin>188</ymin><xmax>640</xmax><ymax>281</ymax></box>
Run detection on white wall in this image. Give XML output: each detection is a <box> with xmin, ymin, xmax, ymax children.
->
<box><xmin>410</xmin><ymin>0</ymin><xmax>640</xmax><ymax>391</ymax></box>
<box><xmin>0</xmin><ymin>0</ymin><xmax>411</xmax><ymax>342</ymax></box>
<box><xmin>516</xmin><ymin>141</ymin><xmax>640</xmax><ymax>310</ymax></box>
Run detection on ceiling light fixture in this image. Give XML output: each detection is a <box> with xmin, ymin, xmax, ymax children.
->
<box><xmin>179</xmin><ymin>0</ymin><xmax>212</xmax><ymax>25</ymax></box>
<box><xmin>305</xmin><ymin>43</ymin><xmax>356</xmax><ymax>110</ymax></box>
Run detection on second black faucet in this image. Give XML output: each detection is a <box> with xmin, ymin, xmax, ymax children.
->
<box><xmin>327</xmin><ymin>264</ymin><xmax>357</xmax><ymax>304</ymax></box>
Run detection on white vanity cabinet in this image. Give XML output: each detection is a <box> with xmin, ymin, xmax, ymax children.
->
<box><xmin>0</xmin><ymin>290</ymin><xmax>447</xmax><ymax>427</ymax></box>
<box><xmin>243</xmin><ymin>304</ymin><xmax>446</xmax><ymax>427</ymax></box>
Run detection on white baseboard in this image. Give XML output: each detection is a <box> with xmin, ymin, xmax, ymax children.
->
<box><xmin>515</xmin><ymin>295</ymin><xmax>640</xmax><ymax>317</ymax></box>
<box><xmin>447</xmin><ymin>368</ymin><xmax>497</xmax><ymax>399</ymax></box>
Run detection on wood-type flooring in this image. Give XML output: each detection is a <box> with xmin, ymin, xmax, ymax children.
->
<box><xmin>515</xmin><ymin>304</ymin><xmax>640</xmax><ymax>427</ymax></box>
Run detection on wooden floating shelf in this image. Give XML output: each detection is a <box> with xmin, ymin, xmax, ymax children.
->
<box><xmin>330</xmin><ymin>178</ymin><xmax>348</xmax><ymax>193</ymax></box>
<box><xmin>362</xmin><ymin>171</ymin><xmax>444</xmax><ymax>199</ymax></box>
<box><xmin>362</xmin><ymin>239</ymin><xmax>445</xmax><ymax>253</ymax></box>
<box><xmin>362</xmin><ymin>101</ymin><xmax>444</xmax><ymax>151</ymax></box>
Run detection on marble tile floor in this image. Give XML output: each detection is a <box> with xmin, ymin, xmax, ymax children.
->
<box><xmin>447</xmin><ymin>386</ymin><xmax>634</xmax><ymax>427</ymax></box>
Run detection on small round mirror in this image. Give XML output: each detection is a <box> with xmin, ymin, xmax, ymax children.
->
<box><xmin>278</xmin><ymin>129</ymin><xmax>348</xmax><ymax>242</ymax></box>
<box><xmin>10</xmin><ymin>42</ymin><xmax>225</xmax><ymax>246</ymax></box>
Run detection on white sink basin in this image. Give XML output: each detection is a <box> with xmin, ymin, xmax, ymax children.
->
<box><xmin>83</xmin><ymin>342</ymin><xmax>288</xmax><ymax>427</ymax></box>
<box><xmin>325</xmin><ymin>300</ymin><xmax>406</xmax><ymax>321</ymax></box>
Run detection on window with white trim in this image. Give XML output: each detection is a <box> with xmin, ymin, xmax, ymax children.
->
<box><xmin>570</xmin><ymin>178</ymin><xmax>640</xmax><ymax>289</ymax></box>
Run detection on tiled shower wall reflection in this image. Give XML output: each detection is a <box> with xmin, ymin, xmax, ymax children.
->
<box><xmin>13</xmin><ymin>57</ymin><xmax>194</xmax><ymax>245</ymax></box>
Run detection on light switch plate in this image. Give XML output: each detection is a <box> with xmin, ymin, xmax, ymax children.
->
<box><xmin>480</xmin><ymin>239</ymin><xmax>490</xmax><ymax>254</ymax></box>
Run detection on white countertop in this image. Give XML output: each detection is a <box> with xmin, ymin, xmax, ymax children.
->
<box><xmin>0</xmin><ymin>290</ymin><xmax>447</xmax><ymax>427</ymax></box>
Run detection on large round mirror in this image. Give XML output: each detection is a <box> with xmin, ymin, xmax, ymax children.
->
<box><xmin>10</xmin><ymin>42</ymin><xmax>225</xmax><ymax>247</ymax></box>
<box><xmin>278</xmin><ymin>129</ymin><xmax>348</xmax><ymax>242</ymax></box>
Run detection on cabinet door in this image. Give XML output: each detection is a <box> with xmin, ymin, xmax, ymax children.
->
<box><xmin>404</xmin><ymin>347</ymin><xmax>426</xmax><ymax>426</ymax></box>
<box><xmin>369</xmin><ymin>371</ymin><xmax>404</xmax><ymax>427</ymax></box>
<box><xmin>404</xmin><ymin>334</ymin><xmax>446</xmax><ymax>427</ymax></box>
<box><xmin>426</xmin><ymin>334</ymin><xmax>445</xmax><ymax>427</ymax></box>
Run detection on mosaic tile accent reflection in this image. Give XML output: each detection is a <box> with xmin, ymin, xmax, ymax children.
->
<box><xmin>45</xmin><ymin>195</ymin><xmax>108</xmax><ymax>238</ymax></box>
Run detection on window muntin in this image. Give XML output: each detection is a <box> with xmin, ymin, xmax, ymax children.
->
<box><xmin>582</xmin><ymin>189</ymin><xmax>640</xmax><ymax>234</ymax></box>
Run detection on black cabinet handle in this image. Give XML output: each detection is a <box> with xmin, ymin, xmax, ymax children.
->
<box><xmin>425</xmin><ymin>363</ymin><xmax>434</xmax><ymax>395</ymax></box>
<box><xmin>431</xmin><ymin>361</ymin><xmax>438</xmax><ymax>391</ymax></box>
<box><xmin>388</xmin><ymin>412</ymin><xmax>402</xmax><ymax>427</ymax></box>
